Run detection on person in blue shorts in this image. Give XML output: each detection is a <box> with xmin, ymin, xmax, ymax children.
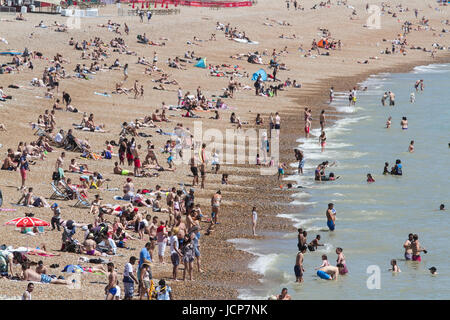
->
<box><xmin>326</xmin><ymin>203</ymin><xmax>336</xmax><ymax>231</ymax></box>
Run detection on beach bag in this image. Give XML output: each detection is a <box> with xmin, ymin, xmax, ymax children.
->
<box><xmin>52</xmin><ymin>171</ymin><xmax>61</xmax><ymax>181</ymax></box>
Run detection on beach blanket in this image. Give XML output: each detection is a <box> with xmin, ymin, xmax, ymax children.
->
<box><xmin>233</xmin><ymin>38</ymin><xmax>259</xmax><ymax>45</ymax></box>
<box><xmin>94</xmin><ymin>92</ymin><xmax>111</xmax><ymax>97</ymax></box>
<box><xmin>27</xmin><ymin>251</ymin><xmax>58</xmax><ymax>257</ymax></box>
<box><xmin>0</xmin><ymin>52</ymin><xmax>22</xmax><ymax>56</ymax></box>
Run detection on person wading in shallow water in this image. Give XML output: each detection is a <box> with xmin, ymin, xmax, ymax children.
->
<box><xmin>326</xmin><ymin>203</ymin><xmax>336</xmax><ymax>231</ymax></box>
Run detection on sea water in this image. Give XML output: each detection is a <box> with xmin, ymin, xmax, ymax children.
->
<box><xmin>231</xmin><ymin>63</ymin><xmax>450</xmax><ymax>300</ymax></box>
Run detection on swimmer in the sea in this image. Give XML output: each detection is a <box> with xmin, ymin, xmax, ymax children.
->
<box><xmin>408</xmin><ymin>140</ymin><xmax>415</xmax><ymax>153</ymax></box>
<box><xmin>390</xmin><ymin>259</ymin><xmax>401</xmax><ymax>272</ymax></box>
<box><xmin>439</xmin><ymin>204</ymin><xmax>445</xmax><ymax>211</ymax></box>
<box><xmin>308</xmin><ymin>235</ymin><xmax>324</xmax><ymax>252</ymax></box>
<box><xmin>401</xmin><ymin>117</ymin><xmax>408</xmax><ymax>130</ymax></box>
<box><xmin>429</xmin><ymin>267</ymin><xmax>437</xmax><ymax>275</ymax></box>
<box><xmin>386</xmin><ymin>116</ymin><xmax>392</xmax><ymax>128</ymax></box>
<box><xmin>367</xmin><ymin>173</ymin><xmax>375</xmax><ymax>183</ymax></box>
<box><xmin>317</xmin><ymin>264</ymin><xmax>344</xmax><ymax>280</ymax></box>
<box><xmin>383</xmin><ymin>162</ymin><xmax>390</xmax><ymax>175</ymax></box>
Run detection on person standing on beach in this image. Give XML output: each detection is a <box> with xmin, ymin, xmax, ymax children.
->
<box><xmin>200</xmin><ymin>143</ymin><xmax>207</xmax><ymax>189</ymax></box>
<box><xmin>190</xmin><ymin>157</ymin><xmax>199</xmax><ymax>186</ymax></box>
<box><xmin>211</xmin><ymin>190</ymin><xmax>222</xmax><ymax>225</ymax></box>
<box><xmin>320</xmin><ymin>110</ymin><xmax>326</xmax><ymax>131</ymax></box>
<box><xmin>19</xmin><ymin>150</ymin><xmax>30</xmax><ymax>190</ymax></box>
<box><xmin>277</xmin><ymin>162</ymin><xmax>287</xmax><ymax>180</ymax></box>
<box><xmin>123</xmin><ymin>256</ymin><xmax>138</xmax><ymax>300</ymax></box>
<box><xmin>295</xmin><ymin>149</ymin><xmax>304</xmax><ymax>175</ymax></box>
<box><xmin>329</xmin><ymin>87</ymin><xmax>334</xmax><ymax>103</ymax></box>
<box><xmin>123</xmin><ymin>63</ymin><xmax>129</xmax><ymax>81</ymax></box>
<box><xmin>251</xmin><ymin>206</ymin><xmax>258</xmax><ymax>236</ymax></box>
<box><xmin>326</xmin><ymin>203</ymin><xmax>336</xmax><ymax>231</ymax></box>
<box><xmin>294</xmin><ymin>245</ymin><xmax>307</xmax><ymax>283</ymax></box>
<box><xmin>275</xmin><ymin>112</ymin><xmax>281</xmax><ymax>135</ymax></box>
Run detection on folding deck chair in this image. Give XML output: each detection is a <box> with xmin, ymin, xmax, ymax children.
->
<box><xmin>49</xmin><ymin>181</ymin><xmax>71</xmax><ymax>201</ymax></box>
<box><xmin>73</xmin><ymin>191</ymin><xmax>91</xmax><ymax>208</ymax></box>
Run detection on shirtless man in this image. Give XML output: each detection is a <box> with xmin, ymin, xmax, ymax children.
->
<box><xmin>35</xmin><ymin>261</ymin><xmax>47</xmax><ymax>275</ymax></box>
<box><xmin>294</xmin><ymin>245</ymin><xmax>307</xmax><ymax>282</ymax></box>
<box><xmin>411</xmin><ymin>234</ymin><xmax>427</xmax><ymax>262</ymax></box>
<box><xmin>319</xmin><ymin>110</ymin><xmax>326</xmax><ymax>131</ymax></box>
<box><xmin>389</xmin><ymin>91</ymin><xmax>395</xmax><ymax>106</ymax></box>
<box><xmin>113</xmin><ymin>161</ymin><xmax>133</xmax><ymax>176</ymax></box>
<box><xmin>326</xmin><ymin>203</ymin><xmax>336</xmax><ymax>231</ymax></box>
<box><xmin>69</xmin><ymin>159</ymin><xmax>90</xmax><ymax>174</ymax></box>
<box><xmin>105</xmin><ymin>262</ymin><xmax>120</xmax><ymax>300</ymax></box>
<box><xmin>22</xmin><ymin>263</ymin><xmax>70</xmax><ymax>285</ymax></box>
<box><xmin>297</xmin><ymin>228</ymin><xmax>306</xmax><ymax>250</ymax></box>
<box><xmin>211</xmin><ymin>190</ymin><xmax>222</xmax><ymax>225</ymax></box>
<box><xmin>55</xmin><ymin>152</ymin><xmax>65</xmax><ymax>179</ymax></box>
<box><xmin>317</xmin><ymin>265</ymin><xmax>344</xmax><ymax>280</ymax></box>
<box><xmin>308</xmin><ymin>235</ymin><xmax>324</xmax><ymax>252</ymax></box>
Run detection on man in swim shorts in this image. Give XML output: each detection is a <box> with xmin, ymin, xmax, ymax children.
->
<box><xmin>22</xmin><ymin>263</ymin><xmax>70</xmax><ymax>285</ymax></box>
<box><xmin>403</xmin><ymin>233</ymin><xmax>413</xmax><ymax>260</ymax></box>
<box><xmin>326</xmin><ymin>203</ymin><xmax>336</xmax><ymax>231</ymax></box>
<box><xmin>317</xmin><ymin>264</ymin><xmax>344</xmax><ymax>280</ymax></box>
<box><xmin>105</xmin><ymin>262</ymin><xmax>120</xmax><ymax>300</ymax></box>
<box><xmin>294</xmin><ymin>245</ymin><xmax>307</xmax><ymax>282</ymax></box>
<box><xmin>113</xmin><ymin>162</ymin><xmax>133</xmax><ymax>176</ymax></box>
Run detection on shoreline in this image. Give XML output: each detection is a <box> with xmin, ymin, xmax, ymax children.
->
<box><xmin>223</xmin><ymin>54</ymin><xmax>450</xmax><ymax>300</ymax></box>
<box><xmin>0</xmin><ymin>1</ymin><xmax>449</xmax><ymax>300</ymax></box>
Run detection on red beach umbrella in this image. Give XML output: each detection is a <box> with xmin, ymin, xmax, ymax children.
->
<box><xmin>5</xmin><ymin>217</ymin><xmax>50</xmax><ymax>228</ymax></box>
<box><xmin>5</xmin><ymin>217</ymin><xmax>50</xmax><ymax>252</ymax></box>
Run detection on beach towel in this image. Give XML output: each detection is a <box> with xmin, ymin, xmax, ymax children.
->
<box><xmin>94</xmin><ymin>92</ymin><xmax>111</xmax><ymax>97</ymax></box>
<box><xmin>0</xmin><ymin>52</ymin><xmax>22</xmax><ymax>56</ymax></box>
<box><xmin>233</xmin><ymin>38</ymin><xmax>259</xmax><ymax>45</ymax></box>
